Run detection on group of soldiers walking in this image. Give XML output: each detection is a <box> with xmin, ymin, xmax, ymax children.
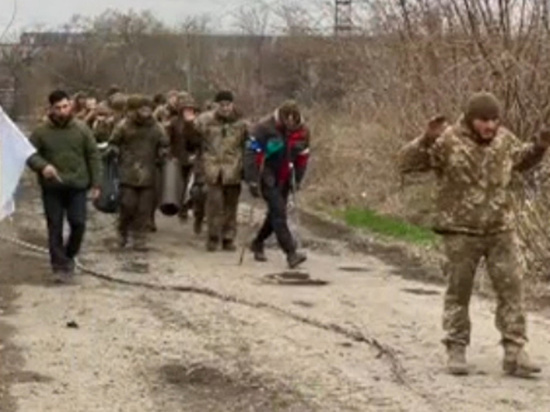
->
<box><xmin>24</xmin><ymin>85</ymin><xmax>550</xmax><ymax>380</ymax></box>
<box><xmin>28</xmin><ymin>86</ymin><xmax>310</xmax><ymax>275</ymax></box>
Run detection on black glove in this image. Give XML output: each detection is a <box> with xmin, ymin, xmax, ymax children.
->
<box><xmin>249</xmin><ymin>183</ymin><xmax>260</xmax><ymax>198</ymax></box>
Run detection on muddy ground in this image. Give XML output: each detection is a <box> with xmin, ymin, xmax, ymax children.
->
<box><xmin>2</xmin><ymin>179</ymin><xmax>550</xmax><ymax>411</ymax></box>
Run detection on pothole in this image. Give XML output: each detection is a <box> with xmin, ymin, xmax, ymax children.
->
<box><xmin>402</xmin><ymin>288</ymin><xmax>440</xmax><ymax>296</ymax></box>
<box><xmin>292</xmin><ymin>300</ymin><xmax>315</xmax><ymax>308</ymax></box>
<box><xmin>338</xmin><ymin>265</ymin><xmax>371</xmax><ymax>273</ymax></box>
<box><xmin>263</xmin><ymin>271</ymin><xmax>329</xmax><ymax>287</ymax></box>
<box><xmin>158</xmin><ymin>363</ymin><xmax>312</xmax><ymax>411</ymax></box>
<box><xmin>121</xmin><ymin>261</ymin><xmax>150</xmax><ymax>274</ymax></box>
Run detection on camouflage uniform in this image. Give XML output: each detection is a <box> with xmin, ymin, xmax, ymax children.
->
<box><xmin>188</xmin><ymin>108</ymin><xmax>248</xmax><ymax>250</ymax></box>
<box><xmin>399</xmin><ymin>116</ymin><xmax>547</xmax><ymax>349</ymax></box>
<box><xmin>109</xmin><ymin>95</ymin><xmax>169</xmax><ymax>249</ymax></box>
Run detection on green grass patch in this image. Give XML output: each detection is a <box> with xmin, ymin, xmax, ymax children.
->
<box><xmin>338</xmin><ymin>208</ymin><xmax>437</xmax><ymax>245</ymax></box>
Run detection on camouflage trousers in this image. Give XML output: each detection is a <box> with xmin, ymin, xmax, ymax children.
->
<box><xmin>206</xmin><ymin>183</ymin><xmax>241</xmax><ymax>241</ymax></box>
<box><xmin>119</xmin><ymin>185</ymin><xmax>156</xmax><ymax>245</ymax></box>
<box><xmin>442</xmin><ymin>231</ymin><xmax>527</xmax><ymax>347</ymax></box>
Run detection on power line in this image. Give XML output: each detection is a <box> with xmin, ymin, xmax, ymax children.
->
<box><xmin>334</xmin><ymin>0</ymin><xmax>353</xmax><ymax>36</ymax></box>
<box><xmin>0</xmin><ymin>0</ymin><xmax>18</xmax><ymax>42</ymax></box>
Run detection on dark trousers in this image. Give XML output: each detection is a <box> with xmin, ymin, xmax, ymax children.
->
<box><xmin>42</xmin><ymin>187</ymin><xmax>88</xmax><ymax>272</ymax></box>
<box><xmin>179</xmin><ymin>165</ymin><xmax>194</xmax><ymax>216</ymax></box>
<box><xmin>255</xmin><ymin>184</ymin><xmax>296</xmax><ymax>255</ymax></box>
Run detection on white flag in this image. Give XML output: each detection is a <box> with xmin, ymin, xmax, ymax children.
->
<box><xmin>0</xmin><ymin>106</ymin><xmax>36</xmax><ymax>221</ymax></box>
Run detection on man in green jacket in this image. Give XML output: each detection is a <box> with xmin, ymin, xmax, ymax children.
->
<box><xmin>27</xmin><ymin>90</ymin><xmax>101</xmax><ymax>281</ymax></box>
<box><xmin>109</xmin><ymin>95</ymin><xmax>169</xmax><ymax>251</ymax></box>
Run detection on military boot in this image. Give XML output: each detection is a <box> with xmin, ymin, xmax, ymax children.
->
<box><xmin>446</xmin><ymin>344</ymin><xmax>469</xmax><ymax>376</ymax></box>
<box><xmin>206</xmin><ymin>237</ymin><xmax>219</xmax><ymax>252</ymax></box>
<box><xmin>222</xmin><ymin>239</ymin><xmax>237</xmax><ymax>252</ymax></box>
<box><xmin>503</xmin><ymin>344</ymin><xmax>541</xmax><ymax>377</ymax></box>
<box><xmin>250</xmin><ymin>241</ymin><xmax>267</xmax><ymax>262</ymax></box>
<box><xmin>287</xmin><ymin>251</ymin><xmax>307</xmax><ymax>269</ymax></box>
<box><xmin>118</xmin><ymin>232</ymin><xmax>129</xmax><ymax>249</ymax></box>
<box><xmin>133</xmin><ymin>234</ymin><xmax>149</xmax><ymax>253</ymax></box>
<box><xmin>193</xmin><ymin>218</ymin><xmax>203</xmax><ymax>235</ymax></box>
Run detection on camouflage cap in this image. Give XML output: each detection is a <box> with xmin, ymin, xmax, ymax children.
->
<box><xmin>110</xmin><ymin>92</ymin><xmax>127</xmax><ymax>111</ymax></box>
<box><xmin>178</xmin><ymin>92</ymin><xmax>198</xmax><ymax>110</ymax></box>
<box><xmin>464</xmin><ymin>92</ymin><xmax>501</xmax><ymax>124</ymax></box>
<box><xmin>107</xmin><ymin>85</ymin><xmax>121</xmax><ymax>97</ymax></box>
<box><xmin>127</xmin><ymin>94</ymin><xmax>155</xmax><ymax>110</ymax></box>
<box><xmin>141</xmin><ymin>96</ymin><xmax>154</xmax><ymax>109</ymax></box>
<box><xmin>127</xmin><ymin>94</ymin><xmax>144</xmax><ymax>111</ymax></box>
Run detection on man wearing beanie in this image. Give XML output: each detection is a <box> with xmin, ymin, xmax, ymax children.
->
<box><xmin>244</xmin><ymin>100</ymin><xmax>310</xmax><ymax>269</ymax></box>
<box><xmin>186</xmin><ymin>90</ymin><xmax>248</xmax><ymax>252</ymax></box>
<box><xmin>109</xmin><ymin>94</ymin><xmax>169</xmax><ymax>251</ymax></box>
<box><xmin>28</xmin><ymin>90</ymin><xmax>101</xmax><ymax>282</ymax></box>
<box><xmin>399</xmin><ymin>92</ymin><xmax>550</xmax><ymax>377</ymax></box>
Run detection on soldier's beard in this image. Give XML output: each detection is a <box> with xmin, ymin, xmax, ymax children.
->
<box><xmin>49</xmin><ymin>112</ymin><xmax>73</xmax><ymax>127</ymax></box>
<box><xmin>473</xmin><ymin>126</ymin><xmax>498</xmax><ymax>142</ymax></box>
<box><xmin>133</xmin><ymin>113</ymin><xmax>153</xmax><ymax>125</ymax></box>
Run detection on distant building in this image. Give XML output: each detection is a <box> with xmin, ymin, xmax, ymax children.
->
<box><xmin>0</xmin><ymin>43</ymin><xmax>17</xmax><ymax>114</ymax></box>
<box><xmin>20</xmin><ymin>32</ymin><xmax>90</xmax><ymax>48</ymax></box>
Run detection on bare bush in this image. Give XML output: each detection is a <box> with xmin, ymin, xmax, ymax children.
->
<box><xmin>5</xmin><ymin>1</ymin><xmax>550</xmax><ymax>284</ymax></box>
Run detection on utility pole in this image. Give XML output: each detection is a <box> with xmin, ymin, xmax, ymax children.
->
<box><xmin>334</xmin><ymin>0</ymin><xmax>353</xmax><ymax>36</ymax></box>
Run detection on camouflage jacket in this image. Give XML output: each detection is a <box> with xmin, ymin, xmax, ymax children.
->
<box><xmin>399</xmin><ymin>118</ymin><xmax>547</xmax><ymax>235</ymax></box>
<box><xmin>109</xmin><ymin>118</ymin><xmax>169</xmax><ymax>187</ymax></box>
<box><xmin>189</xmin><ymin>110</ymin><xmax>248</xmax><ymax>186</ymax></box>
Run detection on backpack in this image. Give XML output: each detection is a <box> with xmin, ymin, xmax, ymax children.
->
<box><xmin>93</xmin><ymin>148</ymin><xmax>120</xmax><ymax>214</ymax></box>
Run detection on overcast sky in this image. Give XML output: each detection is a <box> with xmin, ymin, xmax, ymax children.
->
<box><xmin>0</xmin><ymin>0</ymin><xmax>263</xmax><ymax>34</ymax></box>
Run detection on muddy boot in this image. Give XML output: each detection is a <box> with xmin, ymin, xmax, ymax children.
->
<box><xmin>133</xmin><ymin>234</ymin><xmax>149</xmax><ymax>253</ymax></box>
<box><xmin>503</xmin><ymin>344</ymin><xmax>541</xmax><ymax>378</ymax></box>
<box><xmin>206</xmin><ymin>237</ymin><xmax>219</xmax><ymax>252</ymax></box>
<box><xmin>446</xmin><ymin>344</ymin><xmax>469</xmax><ymax>376</ymax></box>
<box><xmin>178</xmin><ymin>210</ymin><xmax>189</xmax><ymax>223</ymax></box>
<box><xmin>287</xmin><ymin>251</ymin><xmax>307</xmax><ymax>269</ymax></box>
<box><xmin>193</xmin><ymin>219</ymin><xmax>203</xmax><ymax>235</ymax></box>
<box><xmin>118</xmin><ymin>232</ymin><xmax>129</xmax><ymax>250</ymax></box>
<box><xmin>222</xmin><ymin>239</ymin><xmax>237</xmax><ymax>252</ymax></box>
<box><xmin>250</xmin><ymin>241</ymin><xmax>267</xmax><ymax>262</ymax></box>
<box><xmin>52</xmin><ymin>264</ymin><xmax>74</xmax><ymax>284</ymax></box>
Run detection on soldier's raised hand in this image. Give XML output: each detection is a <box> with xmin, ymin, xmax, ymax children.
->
<box><xmin>424</xmin><ymin>115</ymin><xmax>448</xmax><ymax>145</ymax></box>
<box><xmin>183</xmin><ymin>108</ymin><xmax>196</xmax><ymax>123</ymax></box>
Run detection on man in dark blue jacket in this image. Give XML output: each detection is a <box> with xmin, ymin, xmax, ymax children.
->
<box><xmin>244</xmin><ymin>100</ymin><xmax>310</xmax><ymax>269</ymax></box>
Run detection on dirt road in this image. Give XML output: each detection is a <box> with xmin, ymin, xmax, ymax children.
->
<box><xmin>2</xmin><ymin>187</ymin><xmax>550</xmax><ymax>411</ymax></box>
